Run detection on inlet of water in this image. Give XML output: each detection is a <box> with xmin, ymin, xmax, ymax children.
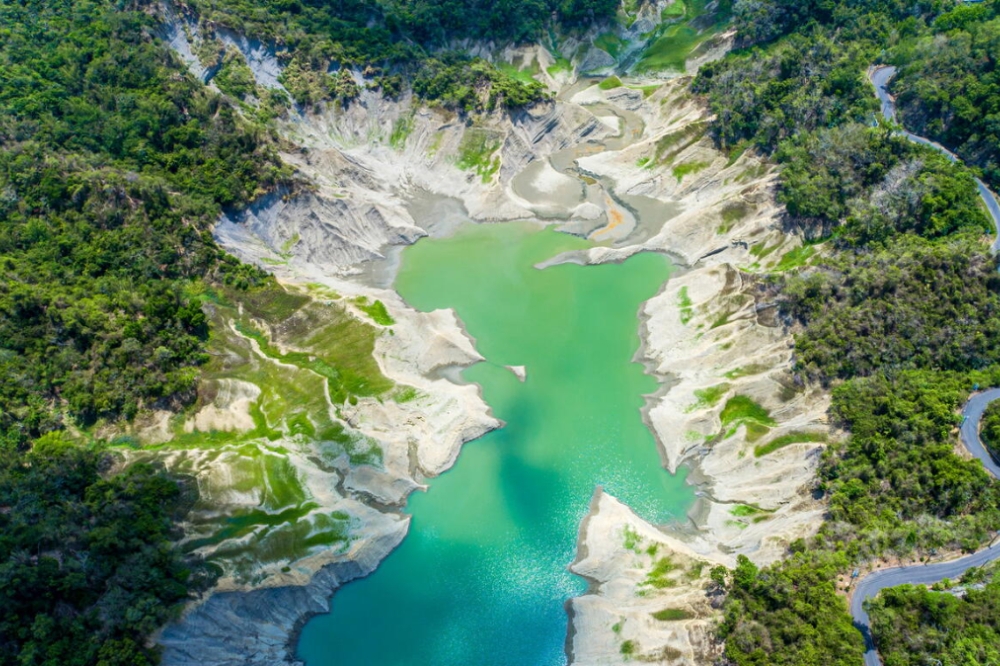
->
<box><xmin>296</xmin><ymin>218</ymin><xmax>693</xmax><ymax>666</ymax></box>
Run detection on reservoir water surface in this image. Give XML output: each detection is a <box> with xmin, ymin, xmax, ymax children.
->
<box><xmin>297</xmin><ymin>220</ymin><xmax>693</xmax><ymax>665</ymax></box>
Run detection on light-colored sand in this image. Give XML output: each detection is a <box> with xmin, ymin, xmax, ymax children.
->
<box><xmin>549</xmin><ymin>73</ymin><xmax>830</xmax><ymax>665</ymax></box>
<box><xmin>186</xmin><ymin>379</ymin><xmax>261</xmax><ymax>433</ymax></box>
<box><xmin>153</xmin><ymin>23</ymin><xmax>829</xmax><ymax>664</ymax></box>
<box><xmin>532</xmin><ymin>160</ymin><xmax>581</xmax><ymax>195</ymax></box>
<box><xmin>506</xmin><ymin>365</ymin><xmax>528</xmax><ymax>382</ymax></box>
<box><xmin>569</xmin><ymin>489</ymin><xmax>726</xmax><ymax>665</ymax></box>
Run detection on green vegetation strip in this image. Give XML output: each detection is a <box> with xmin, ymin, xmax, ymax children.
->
<box><xmin>754</xmin><ymin>431</ymin><xmax>827</xmax><ymax>457</ymax></box>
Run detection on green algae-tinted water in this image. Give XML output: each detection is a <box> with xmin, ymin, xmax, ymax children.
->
<box><xmin>297</xmin><ymin>221</ymin><xmax>693</xmax><ymax>666</ymax></box>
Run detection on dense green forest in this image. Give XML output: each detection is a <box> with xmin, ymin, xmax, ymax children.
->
<box><xmin>0</xmin><ymin>0</ymin><xmax>287</xmax><ymax>442</ymax></box>
<box><xmin>715</xmin><ymin>551</ymin><xmax>864</xmax><ymax>666</ymax></box>
<box><xmin>173</xmin><ymin>0</ymin><xmax>594</xmax><ymax>109</ymax></box>
<box><xmin>867</xmin><ymin>563</ymin><xmax>1000</xmax><ymax>666</ymax></box>
<box><xmin>702</xmin><ymin>0</ymin><xmax>1000</xmax><ymax>663</ymax></box>
<box><xmin>0</xmin><ymin>435</ymin><xmax>215</xmax><ymax>665</ymax></box>
<box><xmin>0</xmin><ymin>0</ymin><xmax>626</xmax><ymax>663</ymax></box>
<box><xmin>185</xmin><ymin>0</ymin><xmax>616</xmax><ymax>51</ymax></box>
<box><xmin>0</xmin><ymin>1</ymin><xmax>289</xmax><ymax>662</ymax></box>
<box><xmin>891</xmin><ymin>2</ymin><xmax>1000</xmax><ymax>185</ymax></box>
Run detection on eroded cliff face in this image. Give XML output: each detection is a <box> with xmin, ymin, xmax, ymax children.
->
<box><xmin>153</xmin><ymin>11</ymin><xmax>828</xmax><ymax>665</ymax></box>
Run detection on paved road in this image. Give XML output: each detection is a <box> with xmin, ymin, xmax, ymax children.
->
<box><xmin>851</xmin><ymin>536</ymin><xmax>1000</xmax><ymax>666</ymax></box>
<box><xmin>853</xmin><ymin>68</ymin><xmax>1000</xmax><ymax>665</ymax></box>
<box><xmin>870</xmin><ymin>66</ymin><xmax>1000</xmax><ymax>253</ymax></box>
<box><xmin>961</xmin><ymin>389</ymin><xmax>1000</xmax><ymax>478</ymax></box>
<box><xmin>851</xmin><ymin>391</ymin><xmax>1000</xmax><ymax>666</ymax></box>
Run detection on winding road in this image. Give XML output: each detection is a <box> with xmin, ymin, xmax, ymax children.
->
<box><xmin>852</xmin><ymin>388</ymin><xmax>1000</xmax><ymax>666</ymax></box>
<box><xmin>849</xmin><ymin>69</ymin><xmax>1000</xmax><ymax>666</ymax></box>
<box><xmin>870</xmin><ymin>66</ymin><xmax>1000</xmax><ymax>251</ymax></box>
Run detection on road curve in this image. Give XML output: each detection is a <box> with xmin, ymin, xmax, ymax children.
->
<box><xmin>961</xmin><ymin>389</ymin><xmax>1000</xmax><ymax>478</ymax></box>
<box><xmin>851</xmin><ymin>388</ymin><xmax>1000</xmax><ymax>666</ymax></box>
<box><xmin>851</xmin><ymin>537</ymin><xmax>1000</xmax><ymax>666</ymax></box>
<box><xmin>870</xmin><ymin>65</ymin><xmax>1000</xmax><ymax>253</ymax></box>
<box><xmin>851</xmin><ymin>66</ymin><xmax>1000</xmax><ymax>666</ymax></box>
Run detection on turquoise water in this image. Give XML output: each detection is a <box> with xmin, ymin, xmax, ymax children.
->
<box><xmin>297</xmin><ymin>221</ymin><xmax>693</xmax><ymax>666</ymax></box>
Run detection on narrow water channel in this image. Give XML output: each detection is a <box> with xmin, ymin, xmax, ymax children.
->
<box><xmin>296</xmin><ymin>219</ymin><xmax>693</xmax><ymax>665</ymax></box>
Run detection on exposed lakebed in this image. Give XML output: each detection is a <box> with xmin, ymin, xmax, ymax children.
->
<box><xmin>296</xmin><ymin>220</ymin><xmax>694</xmax><ymax>664</ymax></box>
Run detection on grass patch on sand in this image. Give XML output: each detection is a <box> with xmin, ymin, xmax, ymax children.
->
<box><xmin>750</xmin><ymin>239</ymin><xmax>783</xmax><ymax>260</ymax></box>
<box><xmin>653</xmin><ymin>121</ymin><xmax>707</xmax><ymax>166</ymax></box>
<box><xmin>730</xmin><ymin>504</ymin><xmax>765</xmax><ymax>517</ymax></box>
<box><xmin>754</xmin><ymin>431</ymin><xmax>828</xmax><ymax>457</ymax></box>
<box><xmin>720</xmin><ymin>395</ymin><xmax>776</xmax><ymax>439</ymax></box>
<box><xmin>389</xmin><ymin>113</ymin><xmax>414</xmax><ymax>149</ymax></box>
<box><xmin>744</xmin><ymin>422</ymin><xmax>771</xmax><ymax>442</ymax></box>
<box><xmin>688</xmin><ymin>383</ymin><xmax>730</xmax><ymax>411</ymax></box>
<box><xmin>641</xmin><ymin>557</ymin><xmax>679</xmax><ymax>589</ymax></box>
<box><xmin>629</xmin><ymin>83</ymin><xmax>662</xmax><ymax>98</ymax></box>
<box><xmin>547</xmin><ymin>56</ymin><xmax>573</xmax><ymax>76</ymax></box>
<box><xmin>723</xmin><ymin>364</ymin><xmax>768</xmax><ymax>379</ymax></box>
<box><xmin>623</xmin><ymin>524</ymin><xmax>643</xmax><ymax>552</ymax></box>
<box><xmin>772</xmin><ymin>245</ymin><xmax>817</xmax><ymax>272</ymax></box>
<box><xmin>598</xmin><ymin>75</ymin><xmax>623</xmax><ymax>90</ymax></box>
<box><xmin>651</xmin><ymin>608</ymin><xmax>693</xmax><ymax>621</ymax></box>
<box><xmin>125</xmin><ymin>282</ymin><xmax>404</xmax><ymax>584</ymax></box>
<box><xmin>353</xmin><ymin>296</ymin><xmax>395</xmax><ymax>326</ymax></box>
<box><xmin>721</xmin><ymin>396</ymin><xmax>776</xmax><ymax>427</ymax></box>
<box><xmin>594</xmin><ymin>32</ymin><xmax>627</xmax><ymax>59</ymax></box>
<box><xmin>497</xmin><ymin>61</ymin><xmax>540</xmax><ymax>85</ymax></box>
<box><xmin>636</xmin><ymin>0</ymin><xmax>732</xmax><ymax>73</ymax></box>
<box><xmin>710</xmin><ymin>309</ymin><xmax>736</xmax><ymax>329</ymax></box>
<box><xmin>672</xmin><ymin>160</ymin><xmax>711</xmax><ymax>182</ymax></box>
<box><xmin>457</xmin><ymin>128</ymin><xmax>502</xmax><ymax>182</ymax></box>
<box><xmin>718</xmin><ymin>202</ymin><xmax>750</xmax><ymax>234</ymax></box>
<box><xmin>678</xmin><ymin>285</ymin><xmax>694</xmax><ymax>324</ymax></box>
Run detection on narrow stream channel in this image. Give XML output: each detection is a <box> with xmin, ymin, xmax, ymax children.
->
<box><xmin>296</xmin><ymin>218</ymin><xmax>694</xmax><ymax>665</ymax></box>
